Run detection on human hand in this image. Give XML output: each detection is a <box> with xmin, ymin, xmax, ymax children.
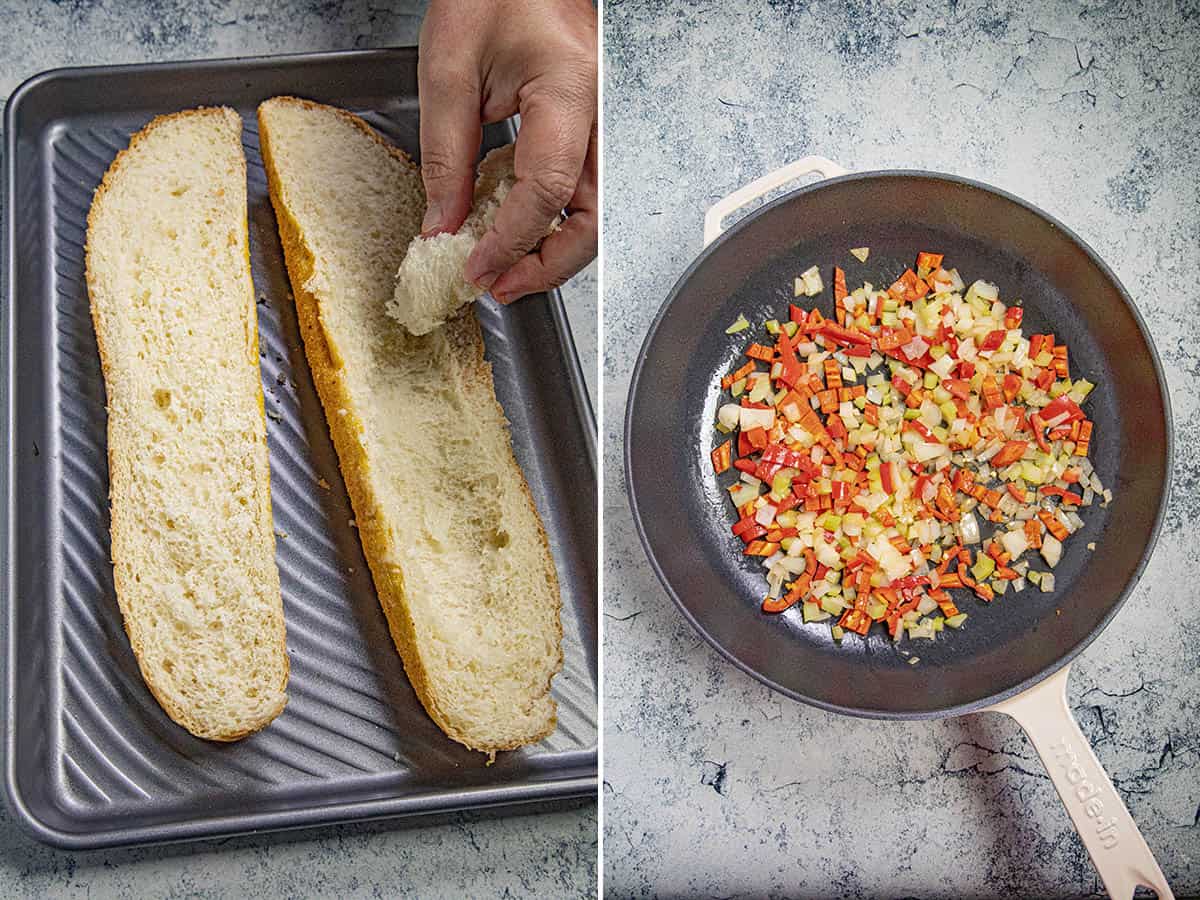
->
<box><xmin>418</xmin><ymin>0</ymin><xmax>598</xmax><ymax>304</ymax></box>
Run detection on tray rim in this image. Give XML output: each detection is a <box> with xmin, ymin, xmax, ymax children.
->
<box><xmin>1</xmin><ymin>48</ymin><xmax>597</xmax><ymax>850</ymax></box>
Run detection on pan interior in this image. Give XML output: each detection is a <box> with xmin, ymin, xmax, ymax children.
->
<box><xmin>627</xmin><ymin>173</ymin><xmax>1169</xmax><ymax>717</ymax></box>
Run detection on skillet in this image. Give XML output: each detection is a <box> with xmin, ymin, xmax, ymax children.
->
<box><xmin>625</xmin><ymin>157</ymin><xmax>1173</xmax><ymax>899</ymax></box>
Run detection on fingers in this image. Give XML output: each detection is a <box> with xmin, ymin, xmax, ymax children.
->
<box><xmin>417</xmin><ymin>20</ymin><xmax>483</xmax><ymax>236</ymax></box>
<box><xmin>489</xmin><ymin>126</ymin><xmax>598</xmax><ymax>303</ymax></box>
<box><xmin>463</xmin><ymin>80</ymin><xmax>593</xmax><ymax>290</ymax></box>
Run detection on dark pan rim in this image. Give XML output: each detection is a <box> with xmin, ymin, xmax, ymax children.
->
<box><xmin>625</xmin><ymin>168</ymin><xmax>1174</xmax><ymax>721</ymax></box>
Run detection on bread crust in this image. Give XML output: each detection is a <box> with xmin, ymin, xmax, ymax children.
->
<box><xmin>258</xmin><ymin>97</ymin><xmax>562</xmax><ymax>753</ymax></box>
<box><xmin>85</xmin><ymin>107</ymin><xmax>288</xmax><ymax>742</ymax></box>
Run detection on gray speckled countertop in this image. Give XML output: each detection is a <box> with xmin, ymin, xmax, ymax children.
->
<box><xmin>603</xmin><ymin>1</ymin><xmax>1198</xmax><ymax>897</ymax></box>
<box><xmin>0</xmin><ymin>1</ymin><xmax>595</xmax><ymax>896</ymax></box>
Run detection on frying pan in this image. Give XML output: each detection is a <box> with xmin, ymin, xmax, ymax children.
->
<box><xmin>625</xmin><ymin>157</ymin><xmax>1173</xmax><ymax>898</ymax></box>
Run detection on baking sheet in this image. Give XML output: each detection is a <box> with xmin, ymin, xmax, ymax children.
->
<box><xmin>2</xmin><ymin>48</ymin><xmax>597</xmax><ymax>849</ymax></box>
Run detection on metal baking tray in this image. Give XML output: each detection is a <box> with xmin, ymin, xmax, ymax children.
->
<box><xmin>1</xmin><ymin>48</ymin><xmax>597</xmax><ymax>849</ymax></box>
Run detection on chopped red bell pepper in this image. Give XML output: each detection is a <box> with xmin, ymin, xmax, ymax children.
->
<box><xmin>745</xmin><ymin>343</ymin><xmax>775</xmax><ymax>362</ymax></box>
<box><xmin>711</xmin><ymin>440</ymin><xmax>732</xmax><ymax>474</ymax></box>
<box><xmin>833</xmin><ymin>266</ymin><xmax>848</xmax><ymax>302</ymax></box>
<box><xmin>1041</xmin><ymin>395</ymin><xmax>1085</xmax><ymax>424</ymax></box>
<box><xmin>876</xmin><ymin>326</ymin><xmax>912</xmax><ymax>352</ymax></box>
<box><xmin>916</xmin><ymin>251</ymin><xmax>944</xmax><ymax>274</ymax></box>
<box><xmin>733</xmin><ymin>458</ymin><xmax>758</xmax><ymax>475</ymax></box>
<box><xmin>888</xmin><ymin>269</ymin><xmax>929</xmax><ymax>303</ymax></box>
<box><xmin>820</xmin><ymin>322</ymin><xmax>872</xmax><ymax>347</ymax></box>
<box><xmin>990</xmin><ymin>440</ymin><xmax>1028</xmax><ymax>468</ymax></box>
<box><xmin>722</xmin><ymin>360</ymin><xmax>756</xmax><ymax>390</ymax></box>
<box><xmin>979</xmin><ymin>329</ymin><xmax>1006</xmax><ymax>352</ymax></box>
<box><xmin>880</xmin><ymin>461</ymin><xmax>899</xmax><ymax>494</ymax></box>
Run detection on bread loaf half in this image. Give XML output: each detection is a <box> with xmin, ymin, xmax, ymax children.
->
<box><xmin>257</xmin><ymin>97</ymin><xmax>562</xmax><ymax>752</ymax></box>
<box><xmin>85</xmin><ymin>107</ymin><xmax>288</xmax><ymax>741</ymax></box>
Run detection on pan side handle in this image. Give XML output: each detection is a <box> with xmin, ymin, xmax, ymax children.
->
<box><xmin>703</xmin><ymin>156</ymin><xmax>849</xmax><ymax>247</ymax></box>
<box><xmin>986</xmin><ymin>666</ymin><xmax>1173</xmax><ymax>900</ymax></box>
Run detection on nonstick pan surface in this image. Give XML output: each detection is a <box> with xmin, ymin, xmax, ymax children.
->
<box><xmin>626</xmin><ymin>171</ymin><xmax>1171</xmax><ymax>719</ymax></box>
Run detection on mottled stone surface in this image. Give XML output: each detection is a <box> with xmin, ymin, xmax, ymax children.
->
<box><xmin>603</xmin><ymin>1</ymin><xmax>1198</xmax><ymax>897</ymax></box>
<box><xmin>0</xmin><ymin>1</ymin><xmax>596</xmax><ymax>896</ymax></box>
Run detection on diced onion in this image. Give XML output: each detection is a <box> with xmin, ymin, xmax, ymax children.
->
<box><xmin>718</xmin><ymin>403</ymin><xmax>742</xmax><ymax>430</ymax></box>
<box><xmin>739</xmin><ymin>407</ymin><xmax>775</xmax><ymax>431</ymax></box>
<box><xmin>958</xmin><ymin>512</ymin><xmax>981</xmax><ymax>544</ymax></box>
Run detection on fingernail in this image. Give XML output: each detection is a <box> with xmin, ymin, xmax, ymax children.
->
<box><xmin>473</xmin><ymin>270</ymin><xmax>500</xmax><ymax>291</ymax></box>
<box><xmin>420</xmin><ymin>202</ymin><xmax>442</xmax><ymax>236</ymax></box>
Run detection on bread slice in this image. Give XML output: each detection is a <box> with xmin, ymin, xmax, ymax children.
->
<box><xmin>257</xmin><ymin>97</ymin><xmax>563</xmax><ymax>752</ymax></box>
<box><xmin>387</xmin><ymin>145</ymin><xmax>558</xmax><ymax>335</ymax></box>
<box><xmin>85</xmin><ymin>107</ymin><xmax>288</xmax><ymax>741</ymax></box>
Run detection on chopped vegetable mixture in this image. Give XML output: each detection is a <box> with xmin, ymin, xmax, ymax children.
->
<box><xmin>711</xmin><ymin>251</ymin><xmax>1107</xmax><ymax>644</ymax></box>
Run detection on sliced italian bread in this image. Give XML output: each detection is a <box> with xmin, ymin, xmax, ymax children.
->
<box><xmin>85</xmin><ymin>107</ymin><xmax>288</xmax><ymax>741</ymax></box>
<box><xmin>257</xmin><ymin>97</ymin><xmax>562</xmax><ymax>752</ymax></box>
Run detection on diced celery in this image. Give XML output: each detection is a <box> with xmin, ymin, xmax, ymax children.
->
<box><xmin>771</xmin><ymin>473</ymin><xmax>792</xmax><ymax>497</ymax></box>
<box><xmin>731</xmin><ymin>378</ymin><xmax>746</xmax><ymax>397</ymax></box>
<box><xmin>929</xmin><ymin>344</ymin><xmax>947</xmax><ymax>360</ymax></box>
<box><xmin>945</xmin><ymin>613</ymin><xmax>968</xmax><ymax>628</ymax></box>
<box><xmin>820</xmin><ymin>513</ymin><xmax>842</xmax><ymax>531</ymax></box>
<box><xmin>803</xmin><ymin>601</ymin><xmax>831</xmax><ymax>623</ymax></box>
<box><xmin>820</xmin><ymin>595</ymin><xmax>845</xmax><ymax>615</ymax></box>
<box><xmin>1027</xmin><ymin>570</ymin><xmax>1043</xmax><ymax>585</ymax></box>
<box><xmin>784</xmin><ymin>321</ymin><xmax>799</xmax><ymax>338</ymax></box>
<box><xmin>1020</xmin><ymin>460</ymin><xmax>1044</xmax><ymax>484</ymax></box>
<box><xmin>831</xmin><ymin>625</ymin><xmax>845</xmax><ymax>641</ymax></box>
<box><xmin>850</xmin><ymin>247</ymin><xmax>870</xmax><ymax>262</ymax></box>
<box><xmin>939</xmin><ymin>401</ymin><xmax>958</xmax><ymax>423</ymax></box>
<box><xmin>764</xmin><ymin>319</ymin><xmax>781</xmax><ymax>335</ymax></box>
<box><xmin>971</xmin><ymin>555</ymin><xmax>996</xmax><ymax>581</ymax></box>
<box><xmin>1069</xmin><ymin>378</ymin><xmax>1095</xmax><ymax>402</ymax></box>
<box><xmin>923</xmin><ymin>371</ymin><xmax>939</xmax><ymax>390</ymax></box>
<box><xmin>726</xmin><ymin>314</ymin><xmax>750</xmax><ymax>334</ymax></box>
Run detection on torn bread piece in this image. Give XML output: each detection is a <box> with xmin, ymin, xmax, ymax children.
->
<box><xmin>387</xmin><ymin>145</ymin><xmax>557</xmax><ymax>335</ymax></box>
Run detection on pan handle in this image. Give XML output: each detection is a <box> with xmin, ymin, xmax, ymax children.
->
<box><xmin>703</xmin><ymin>156</ymin><xmax>850</xmax><ymax>246</ymax></box>
<box><xmin>986</xmin><ymin>666</ymin><xmax>1173</xmax><ymax>899</ymax></box>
